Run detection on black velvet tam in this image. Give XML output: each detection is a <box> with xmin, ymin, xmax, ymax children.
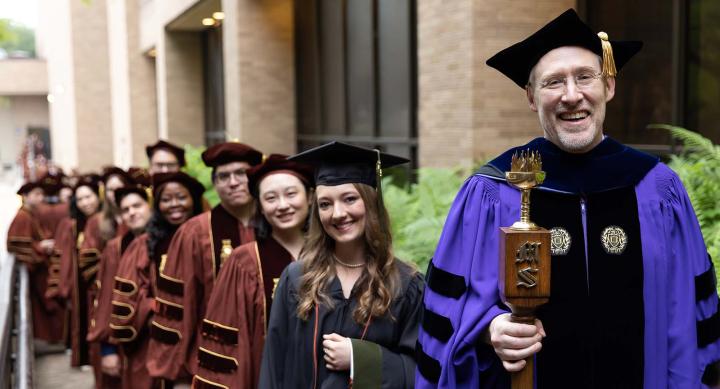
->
<box><xmin>115</xmin><ymin>185</ymin><xmax>149</xmax><ymax>206</ymax></box>
<box><xmin>145</xmin><ymin>140</ymin><xmax>186</xmax><ymax>167</ymax></box>
<box><xmin>486</xmin><ymin>8</ymin><xmax>643</xmax><ymax>88</ymax></box>
<box><xmin>128</xmin><ymin>167</ymin><xmax>151</xmax><ymax>187</ymax></box>
<box><xmin>101</xmin><ymin>166</ymin><xmax>134</xmax><ymax>186</ymax></box>
<box><xmin>17</xmin><ymin>182</ymin><xmax>42</xmax><ymax>196</ymax></box>
<box><xmin>201</xmin><ymin>142</ymin><xmax>263</xmax><ymax>168</ymax></box>
<box><xmin>40</xmin><ymin>172</ymin><xmax>66</xmax><ymax>196</ymax></box>
<box><xmin>246</xmin><ymin>154</ymin><xmax>315</xmax><ymax>197</ymax></box>
<box><xmin>151</xmin><ymin>171</ymin><xmax>205</xmax><ymax>201</ymax></box>
<box><xmin>288</xmin><ymin>141</ymin><xmax>409</xmax><ymax>188</ymax></box>
<box><xmin>74</xmin><ymin>174</ymin><xmax>102</xmax><ymax>195</ymax></box>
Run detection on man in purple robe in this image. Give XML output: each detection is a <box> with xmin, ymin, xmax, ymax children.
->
<box><xmin>416</xmin><ymin>9</ymin><xmax>720</xmax><ymax>388</ymax></box>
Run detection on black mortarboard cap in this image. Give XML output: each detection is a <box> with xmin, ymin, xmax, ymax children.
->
<box><xmin>486</xmin><ymin>8</ymin><xmax>643</xmax><ymax>88</ymax></box>
<box><xmin>288</xmin><ymin>141</ymin><xmax>409</xmax><ymax>188</ymax></box>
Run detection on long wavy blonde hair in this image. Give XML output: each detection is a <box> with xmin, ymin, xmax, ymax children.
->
<box><xmin>296</xmin><ymin>183</ymin><xmax>400</xmax><ymax>325</ymax></box>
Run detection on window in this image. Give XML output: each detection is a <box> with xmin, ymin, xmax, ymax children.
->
<box><xmin>582</xmin><ymin>0</ymin><xmax>720</xmax><ymax>150</ymax></box>
<box><xmin>203</xmin><ymin>26</ymin><xmax>226</xmax><ymax>146</ymax></box>
<box><xmin>294</xmin><ymin>0</ymin><xmax>417</xmax><ymax>166</ymax></box>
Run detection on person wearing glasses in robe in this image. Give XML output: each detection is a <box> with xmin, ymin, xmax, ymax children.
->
<box><xmin>415</xmin><ymin>9</ymin><xmax>720</xmax><ymax>388</ymax></box>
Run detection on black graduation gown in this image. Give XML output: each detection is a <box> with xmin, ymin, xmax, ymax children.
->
<box><xmin>259</xmin><ymin>260</ymin><xmax>424</xmax><ymax>389</ymax></box>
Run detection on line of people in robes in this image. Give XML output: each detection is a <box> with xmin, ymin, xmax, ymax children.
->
<box><xmin>11</xmin><ymin>9</ymin><xmax>720</xmax><ymax>389</ymax></box>
<box><xmin>7</xmin><ymin>139</ymin><xmax>425</xmax><ymax>389</ymax></box>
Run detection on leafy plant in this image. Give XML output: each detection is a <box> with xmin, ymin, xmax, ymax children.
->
<box><xmin>649</xmin><ymin>124</ymin><xmax>720</xmax><ymax>285</ymax></box>
<box><xmin>383</xmin><ymin>167</ymin><xmax>468</xmax><ymax>272</ymax></box>
<box><xmin>0</xmin><ymin>19</ymin><xmax>35</xmax><ymax>57</ymax></box>
<box><xmin>182</xmin><ymin>145</ymin><xmax>219</xmax><ymax>207</ymax></box>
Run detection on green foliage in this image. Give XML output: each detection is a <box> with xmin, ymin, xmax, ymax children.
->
<box><xmin>651</xmin><ymin>124</ymin><xmax>720</xmax><ymax>285</ymax></box>
<box><xmin>0</xmin><ymin>19</ymin><xmax>14</xmax><ymax>42</ymax></box>
<box><xmin>182</xmin><ymin>145</ymin><xmax>219</xmax><ymax>207</ymax></box>
<box><xmin>0</xmin><ymin>19</ymin><xmax>35</xmax><ymax>57</ymax></box>
<box><xmin>383</xmin><ymin>168</ymin><xmax>468</xmax><ymax>272</ymax></box>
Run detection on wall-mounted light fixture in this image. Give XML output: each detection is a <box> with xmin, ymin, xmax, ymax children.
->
<box><xmin>213</xmin><ymin>12</ymin><xmax>225</xmax><ymax>20</ymax></box>
<box><xmin>202</xmin><ymin>17</ymin><xmax>215</xmax><ymax>26</ymax></box>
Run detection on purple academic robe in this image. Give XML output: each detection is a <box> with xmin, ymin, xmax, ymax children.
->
<box><xmin>417</xmin><ymin>159</ymin><xmax>720</xmax><ymax>388</ymax></box>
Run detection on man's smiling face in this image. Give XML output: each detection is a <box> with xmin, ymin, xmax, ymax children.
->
<box><xmin>527</xmin><ymin>46</ymin><xmax>616</xmax><ymax>153</ymax></box>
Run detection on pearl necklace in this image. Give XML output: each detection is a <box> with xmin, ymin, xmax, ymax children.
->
<box><xmin>333</xmin><ymin>254</ymin><xmax>366</xmax><ymax>268</ymax></box>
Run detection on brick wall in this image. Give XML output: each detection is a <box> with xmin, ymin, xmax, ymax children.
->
<box><xmin>418</xmin><ymin>0</ymin><xmax>575</xmax><ymax>168</ymax></box>
<box><xmin>71</xmin><ymin>0</ymin><xmax>115</xmax><ymax>171</ymax></box>
<box><xmin>223</xmin><ymin>0</ymin><xmax>295</xmax><ymax>155</ymax></box>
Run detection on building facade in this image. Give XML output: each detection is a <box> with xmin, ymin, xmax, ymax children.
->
<box><xmin>38</xmin><ymin>0</ymin><xmax>720</xmax><ymax>171</ymax></box>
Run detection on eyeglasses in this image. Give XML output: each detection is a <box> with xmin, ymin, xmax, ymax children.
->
<box><xmin>214</xmin><ymin>169</ymin><xmax>248</xmax><ymax>184</ymax></box>
<box><xmin>535</xmin><ymin>71</ymin><xmax>603</xmax><ymax>92</ymax></box>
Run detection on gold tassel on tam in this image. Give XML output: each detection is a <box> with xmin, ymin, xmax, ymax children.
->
<box><xmin>597</xmin><ymin>31</ymin><xmax>617</xmax><ymax>78</ymax></box>
<box><xmin>374</xmin><ymin>149</ymin><xmax>385</xmax><ymax>212</ymax></box>
<box><xmin>374</xmin><ymin>149</ymin><xmax>390</xmax><ymax>246</ymax></box>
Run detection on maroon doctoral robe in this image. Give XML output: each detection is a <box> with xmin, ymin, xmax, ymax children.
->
<box><xmin>37</xmin><ymin>203</ymin><xmax>70</xmax><ymax>302</ymax></box>
<box><xmin>86</xmin><ymin>231</ymin><xmax>136</xmax><ymax>389</ymax></box>
<box><xmin>147</xmin><ymin>205</ymin><xmax>255</xmax><ymax>381</ymax></box>
<box><xmin>192</xmin><ymin>237</ymin><xmax>294</xmax><ymax>389</ymax></box>
<box><xmin>109</xmin><ymin>233</ymin><xmax>172</xmax><ymax>389</ymax></box>
<box><xmin>6</xmin><ymin>207</ymin><xmax>65</xmax><ymax>343</ymax></box>
<box><xmin>80</xmin><ymin>213</ymin><xmax>128</xmax><ymax>388</ymax></box>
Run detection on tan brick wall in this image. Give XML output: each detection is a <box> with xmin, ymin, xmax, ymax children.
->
<box><xmin>417</xmin><ymin>0</ymin><xmax>475</xmax><ymax>168</ymax></box>
<box><xmin>71</xmin><ymin>0</ymin><xmax>115</xmax><ymax>171</ymax></box>
<box><xmin>418</xmin><ymin>0</ymin><xmax>575</xmax><ymax>168</ymax></box>
<box><xmin>159</xmin><ymin>31</ymin><xmax>205</xmax><ymax>148</ymax></box>
<box><xmin>125</xmin><ymin>0</ymin><xmax>159</xmax><ymax>166</ymax></box>
<box><xmin>0</xmin><ymin>60</ymin><xmax>48</xmax><ymax>95</ymax></box>
<box><xmin>223</xmin><ymin>0</ymin><xmax>295</xmax><ymax>155</ymax></box>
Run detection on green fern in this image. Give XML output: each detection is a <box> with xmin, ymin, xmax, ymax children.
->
<box><xmin>384</xmin><ymin>167</ymin><xmax>467</xmax><ymax>272</ymax></box>
<box><xmin>182</xmin><ymin>145</ymin><xmax>219</xmax><ymax>207</ymax></box>
<box><xmin>661</xmin><ymin>125</ymin><xmax>720</xmax><ymax>287</ymax></box>
<box><xmin>649</xmin><ymin>123</ymin><xmax>720</xmax><ymax>161</ymax></box>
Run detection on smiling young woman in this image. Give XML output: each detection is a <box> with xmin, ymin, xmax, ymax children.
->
<box><xmin>259</xmin><ymin>142</ymin><xmax>425</xmax><ymax>389</ymax></box>
<box><xmin>107</xmin><ymin>172</ymin><xmax>205</xmax><ymax>388</ymax></box>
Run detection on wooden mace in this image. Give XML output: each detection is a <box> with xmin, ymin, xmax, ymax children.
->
<box><xmin>499</xmin><ymin>151</ymin><xmax>551</xmax><ymax>389</ymax></box>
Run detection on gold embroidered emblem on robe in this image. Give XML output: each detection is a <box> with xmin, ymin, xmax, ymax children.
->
<box><xmin>550</xmin><ymin>227</ymin><xmax>571</xmax><ymax>256</ymax></box>
<box><xmin>601</xmin><ymin>226</ymin><xmax>628</xmax><ymax>255</ymax></box>
<box><xmin>220</xmin><ymin>239</ymin><xmax>233</xmax><ymax>265</ymax></box>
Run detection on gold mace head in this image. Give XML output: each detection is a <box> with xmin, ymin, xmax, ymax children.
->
<box><xmin>505</xmin><ymin>150</ymin><xmax>546</xmax><ymax>191</ymax></box>
<box><xmin>505</xmin><ymin>150</ymin><xmax>545</xmax><ymax>231</ymax></box>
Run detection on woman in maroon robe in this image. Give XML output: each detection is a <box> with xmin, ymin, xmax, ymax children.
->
<box><xmin>80</xmin><ymin>167</ymin><xmax>133</xmax><ymax>386</ymax></box>
<box><xmin>61</xmin><ymin>175</ymin><xmax>103</xmax><ymax>367</ymax></box>
<box><xmin>110</xmin><ymin>172</ymin><xmax>205</xmax><ymax>388</ymax></box>
<box><xmin>192</xmin><ymin>155</ymin><xmax>314</xmax><ymax>389</ymax></box>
